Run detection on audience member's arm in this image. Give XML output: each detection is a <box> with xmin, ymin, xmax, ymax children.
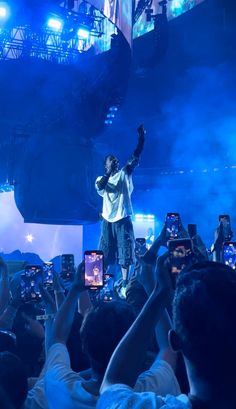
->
<box><xmin>101</xmin><ymin>256</ymin><xmax>171</xmax><ymax>391</ymax></box>
<box><xmin>138</xmin><ymin>255</ymin><xmax>177</xmax><ymax>370</ymax></box>
<box><xmin>0</xmin><ymin>258</ymin><xmax>10</xmax><ymax>315</ymax></box>
<box><xmin>0</xmin><ymin>305</ymin><xmax>18</xmax><ymax>330</ymax></box>
<box><xmin>40</xmin><ymin>285</ymin><xmax>57</xmax><ymax>354</ymax></box>
<box><xmin>48</xmin><ymin>262</ymin><xmax>86</xmax><ymax>347</ymax></box>
<box><xmin>78</xmin><ymin>289</ymin><xmax>92</xmax><ymax>317</ymax></box>
<box><xmin>212</xmin><ymin>222</ymin><xmax>224</xmax><ymax>262</ymax></box>
<box><xmin>53</xmin><ymin>271</ymin><xmax>65</xmax><ymax>310</ymax></box>
<box><xmin>192</xmin><ymin>234</ymin><xmax>209</xmax><ymax>261</ymax></box>
<box><xmin>155</xmin><ymin>310</ymin><xmax>177</xmax><ymax>370</ymax></box>
<box><xmin>0</xmin><ymin>284</ymin><xmax>22</xmax><ymax>330</ymax></box>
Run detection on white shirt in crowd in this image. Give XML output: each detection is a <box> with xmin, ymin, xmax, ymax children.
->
<box><xmin>25</xmin><ymin>342</ymin><xmax>180</xmax><ymax>409</ymax></box>
<box><xmin>95</xmin><ymin>168</ymin><xmax>134</xmax><ymax>223</ymax></box>
<box><xmin>97</xmin><ymin>386</ymin><xmax>191</xmax><ymax>409</ymax></box>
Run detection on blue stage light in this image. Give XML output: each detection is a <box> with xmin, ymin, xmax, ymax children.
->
<box><xmin>0</xmin><ymin>3</ymin><xmax>9</xmax><ymax>20</ymax></box>
<box><xmin>135</xmin><ymin>213</ymin><xmax>155</xmax><ymax>221</ymax></box>
<box><xmin>77</xmin><ymin>27</ymin><xmax>90</xmax><ymax>39</ymax></box>
<box><xmin>171</xmin><ymin>0</ymin><xmax>185</xmax><ymax>14</ymax></box>
<box><xmin>47</xmin><ymin>17</ymin><xmax>63</xmax><ymax>31</ymax></box>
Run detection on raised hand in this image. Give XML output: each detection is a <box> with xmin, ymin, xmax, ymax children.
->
<box><xmin>72</xmin><ymin>261</ymin><xmax>86</xmax><ymax>293</ymax></box>
<box><xmin>137</xmin><ymin>124</ymin><xmax>146</xmax><ymax>139</ymax></box>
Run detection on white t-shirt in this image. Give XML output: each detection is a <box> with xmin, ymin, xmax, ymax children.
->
<box><xmin>24</xmin><ymin>343</ymin><xmax>70</xmax><ymax>409</ymax></box>
<box><xmin>97</xmin><ymin>386</ymin><xmax>191</xmax><ymax>409</ymax></box>
<box><xmin>43</xmin><ymin>343</ymin><xmax>180</xmax><ymax>409</ymax></box>
<box><xmin>95</xmin><ymin>169</ymin><xmax>134</xmax><ymax>223</ymax></box>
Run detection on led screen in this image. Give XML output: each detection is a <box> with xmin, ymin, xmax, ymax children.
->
<box><xmin>133</xmin><ymin>0</ymin><xmax>206</xmax><ymax>38</ymax></box>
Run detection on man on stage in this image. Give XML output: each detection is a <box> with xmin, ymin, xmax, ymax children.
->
<box><xmin>95</xmin><ymin>125</ymin><xmax>145</xmax><ymax>297</ymax></box>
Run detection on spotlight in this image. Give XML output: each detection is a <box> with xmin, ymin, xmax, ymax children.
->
<box><xmin>25</xmin><ymin>234</ymin><xmax>34</xmax><ymax>243</ymax></box>
<box><xmin>0</xmin><ymin>2</ymin><xmax>9</xmax><ymax>20</ymax></box>
<box><xmin>77</xmin><ymin>27</ymin><xmax>90</xmax><ymax>39</ymax></box>
<box><xmin>47</xmin><ymin>17</ymin><xmax>63</xmax><ymax>31</ymax></box>
<box><xmin>0</xmin><ymin>7</ymin><xmax>6</xmax><ymax>17</ymax></box>
<box><xmin>171</xmin><ymin>0</ymin><xmax>185</xmax><ymax>13</ymax></box>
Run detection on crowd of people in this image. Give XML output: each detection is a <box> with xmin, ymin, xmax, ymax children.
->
<box><xmin>0</xmin><ymin>126</ymin><xmax>235</xmax><ymax>408</ymax></box>
<box><xmin>0</xmin><ymin>210</ymin><xmax>234</xmax><ymax>408</ymax></box>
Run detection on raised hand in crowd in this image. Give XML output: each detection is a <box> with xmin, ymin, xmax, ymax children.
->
<box><xmin>100</xmin><ymin>253</ymin><xmax>173</xmax><ymax>392</ymax></box>
<box><xmin>49</xmin><ymin>261</ymin><xmax>89</xmax><ymax>347</ymax></box>
<box><xmin>0</xmin><ymin>280</ymin><xmax>23</xmax><ymax>332</ymax></box>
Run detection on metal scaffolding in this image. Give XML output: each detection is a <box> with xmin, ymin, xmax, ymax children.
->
<box><xmin>0</xmin><ymin>10</ymin><xmax>105</xmax><ymax>64</ymax></box>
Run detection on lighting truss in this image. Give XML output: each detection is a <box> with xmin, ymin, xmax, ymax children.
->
<box><xmin>0</xmin><ymin>10</ymin><xmax>104</xmax><ymax>64</ymax></box>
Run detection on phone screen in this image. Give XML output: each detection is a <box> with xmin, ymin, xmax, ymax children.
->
<box><xmin>21</xmin><ymin>266</ymin><xmax>43</xmax><ymax>302</ymax></box>
<box><xmin>135</xmin><ymin>238</ymin><xmax>147</xmax><ymax>256</ymax></box>
<box><xmin>223</xmin><ymin>242</ymin><xmax>236</xmax><ymax>270</ymax></box>
<box><xmin>43</xmin><ymin>262</ymin><xmax>54</xmax><ymax>289</ymax></box>
<box><xmin>84</xmin><ymin>251</ymin><xmax>104</xmax><ymax>288</ymax></box>
<box><xmin>219</xmin><ymin>215</ymin><xmax>231</xmax><ymax>241</ymax></box>
<box><xmin>61</xmin><ymin>254</ymin><xmax>75</xmax><ymax>281</ymax></box>
<box><xmin>168</xmin><ymin>239</ymin><xmax>193</xmax><ymax>274</ymax></box>
<box><xmin>166</xmin><ymin>213</ymin><xmax>180</xmax><ymax>239</ymax></box>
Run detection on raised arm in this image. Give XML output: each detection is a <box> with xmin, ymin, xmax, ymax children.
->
<box><xmin>124</xmin><ymin>124</ymin><xmax>145</xmax><ymax>175</ymax></box>
<box><xmin>96</xmin><ymin>172</ymin><xmax>111</xmax><ymax>192</ymax></box>
<box><xmin>137</xmin><ymin>254</ymin><xmax>177</xmax><ymax>370</ymax></box>
<box><xmin>48</xmin><ymin>262</ymin><xmax>88</xmax><ymax>347</ymax></box>
<box><xmin>101</xmin><ymin>255</ymin><xmax>171</xmax><ymax>391</ymax></box>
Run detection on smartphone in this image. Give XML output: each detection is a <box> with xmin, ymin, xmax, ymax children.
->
<box><xmin>168</xmin><ymin>239</ymin><xmax>194</xmax><ymax>274</ymax></box>
<box><xmin>188</xmin><ymin>224</ymin><xmax>197</xmax><ymax>238</ymax></box>
<box><xmin>60</xmin><ymin>254</ymin><xmax>75</xmax><ymax>281</ymax></box>
<box><xmin>84</xmin><ymin>250</ymin><xmax>104</xmax><ymax>288</ymax></box>
<box><xmin>135</xmin><ymin>238</ymin><xmax>147</xmax><ymax>256</ymax></box>
<box><xmin>42</xmin><ymin>262</ymin><xmax>54</xmax><ymax>289</ymax></box>
<box><xmin>219</xmin><ymin>215</ymin><xmax>232</xmax><ymax>241</ymax></box>
<box><xmin>166</xmin><ymin>213</ymin><xmax>180</xmax><ymax>239</ymax></box>
<box><xmin>20</xmin><ymin>265</ymin><xmax>43</xmax><ymax>302</ymax></box>
<box><xmin>223</xmin><ymin>242</ymin><xmax>236</xmax><ymax>269</ymax></box>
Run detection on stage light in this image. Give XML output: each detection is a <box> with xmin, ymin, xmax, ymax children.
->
<box><xmin>25</xmin><ymin>234</ymin><xmax>34</xmax><ymax>243</ymax></box>
<box><xmin>0</xmin><ymin>7</ymin><xmax>6</xmax><ymax>18</ymax></box>
<box><xmin>47</xmin><ymin>17</ymin><xmax>63</xmax><ymax>31</ymax></box>
<box><xmin>135</xmin><ymin>214</ymin><xmax>144</xmax><ymax>221</ymax></box>
<box><xmin>135</xmin><ymin>213</ymin><xmax>155</xmax><ymax>221</ymax></box>
<box><xmin>171</xmin><ymin>0</ymin><xmax>185</xmax><ymax>13</ymax></box>
<box><xmin>0</xmin><ymin>3</ymin><xmax>9</xmax><ymax>20</ymax></box>
<box><xmin>77</xmin><ymin>27</ymin><xmax>90</xmax><ymax>39</ymax></box>
<box><xmin>109</xmin><ymin>106</ymin><xmax>118</xmax><ymax>111</ymax></box>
